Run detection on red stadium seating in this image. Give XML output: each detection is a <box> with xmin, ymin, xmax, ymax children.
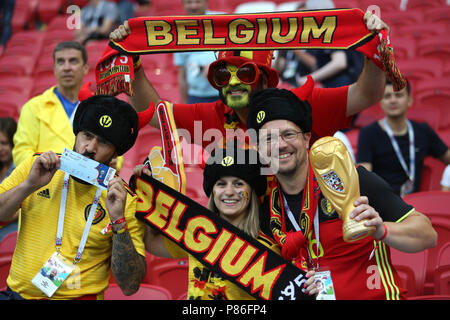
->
<box><xmin>145</xmin><ymin>258</ymin><xmax>189</xmax><ymax>300</ymax></box>
<box><xmin>420</xmin><ymin>157</ymin><xmax>446</xmax><ymax>192</ymax></box>
<box><xmin>0</xmin><ymin>255</ymin><xmax>12</xmax><ymax>289</ymax></box>
<box><xmin>0</xmin><ymin>76</ymin><xmax>33</xmax><ymax>97</ymax></box>
<box><xmin>389</xmin><ymin>37</ymin><xmax>417</xmax><ymax>60</ymax></box>
<box><xmin>417</xmin><ymin>38</ymin><xmax>450</xmax><ymax>63</ymax></box>
<box><xmin>0</xmin><ymin>92</ymin><xmax>28</xmax><ymax>119</ymax></box>
<box><xmin>7</xmin><ymin>30</ymin><xmax>44</xmax><ymax>49</ymax></box>
<box><xmin>407</xmin><ymin>106</ymin><xmax>440</xmax><ymax>131</ymax></box>
<box><xmin>424</xmin><ymin>7</ymin><xmax>450</xmax><ymax>31</ymax></box>
<box><xmin>11</xmin><ymin>0</ymin><xmax>38</xmax><ymax>33</ymax></box>
<box><xmin>104</xmin><ymin>283</ymin><xmax>173</xmax><ymax>300</ymax></box>
<box><xmin>0</xmin><ymin>232</ymin><xmax>17</xmax><ymax>257</ymax></box>
<box><xmin>390</xmin><ymin>248</ymin><xmax>427</xmax><ymax>297</ymax></box>
<box><xmin>406</xmin><ymin>0</ymin><xmax>447</xmax><ymax>11</ymax></box>
<box><xmin>396</xmin><ymin>59</ymin><xmax>443</xmax><ymax>91</ymax></box>
<box><xmin>414</xmin><ymin>78</ymin><xmax>450</xmax><ymax>108</ymax></box>
<box><xmin>0</xmin><ymin>55</ymin><xmax>36</xmax><ymax>77</ymax></box>
<box><xmin>382</xmin><ymin>10</ymin><xmax>423</xmax><ymax>28</ymax></box>
<box><xmin>37</xmin><ymin>0</ymin><xmax>64</xmax><ymax>24</ymax></box>
<box><xmin>402</xmin><ymin>191</ymin><xmax>450</xmax><ymax>294</ymax></box>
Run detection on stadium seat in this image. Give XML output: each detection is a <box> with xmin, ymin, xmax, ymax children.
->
<box><xmin>0</xmin><ymin>92</ymin><xmax>28</xmax><ymax>119</ymax></box>
<box><xmin>155</xmin><ymin>84</ymin><xmax>182</xmax><ymax>104</ymax></box>
<box><xmin>144</xmin><ymin>68</ymin><xmax>178</xmax><ymax>87</ymax></box>
<box><xmin>390</xmin><ymin>248</ymin><xmax>427</xmax><ymax>297</ymax></box>
<box><xmin>104</xmin><ymin>283</ymin><xmax>173</xmax><ymax>300</ymax></box>
<box><xmin>406</xmin><ymin>106</ymin><xmax>440</xmax><ymax>131</ymax></box>
<box><xmin>417</xmin><ymin>37</ymin><xmax>450</xmax><ymax>63</ymax></box>
<box><xmin>437</xmin><ymin>242</ymin><xmax>450</xmax><ymax>268</ymax></box>
<box><xmin>0</xmin><ymin>55</ymin><xmax>35</xmax><ymax>77</ymax></box>
<box><xmin>11</xmin><ymin>0</ymin><xmax>37</xmax><ymax>33</ymax></box>
<box><xmin>42</xmin><ymin>29</ymin><xmax>76</xmax><ymax>47</ymax></box>
<box><xmin>37</xmin><ymin>0</ymin><xmax>64</xmax><ymax>24</ymax></box>
<box><xmin>382</xmin><ymin>11</ymin><xmax>423</xmax><ymax>28</ymax></box>
<box><xmin>403</xmin><ymin>191</ymin><xmax>450</xmax><ymax>217</ymax></box>
<box><xmin>0</xmin><ymin>76</ymin><xmax>33</xmax><ymax>97</ymax></box>
<box><xmin>406</xmin><ymin>0</ymin><xmax>447</xmax><ymax>11</ymax></box>
<box><xmin>389</xmin><ymin>37</ymin><xmax>417</xmax><ymax>60</ymax></box>
<box><xmin>419</xmin><ymin>157</ymin><xmax>446</xmax><ymax>192</ymax></box>
<box><xmin>0</xmin><ymin>232</ymin><xmax>17</xmax><ymax>257</ymax></box>
<box><xmin>145</xmin><ymin>258</ymin><xmax>189</xmax><ymax>300</ymax></box>
<box><xmin>396</xmin><ymin>58</ymin><xmax>442</xmax><ymax>91</ymax></box>
<box><xmin>414</xmin><ymin>78</ymin><xmax>450</xmax><ymax>108</ymax></box>
<box><xmin>30</xmin><ymin>75</ymin><xmax>57</xmax><ymax>98</ymax></box>
<box><xmin>344</xmin><ymin>128</ymin><xmax>359</xmax><ymax>152</ymax></box>
<box><xmin>424</xmin><ymin>7</ymin><xmax>450</xmax><ymax>30</ymax></box>
<box><xmin>7</xmin><ymin>30</ymin><xmax>44</xmax><ymax>49</ymax></box>
<box><xmin>46</xmin><ymin>15</ymin><xmax>71</xmax><ymax>32</ymax></box>
<box><xmin>434</xmin><ymin>265</ymin><xmax>450</xmax><ymax>295</ymax></box>
<box><xmin>0</xmin><ymin>255</ymin><xmax>12</xmax><ymax>289</ymax></box>
<box><xmin>185</xmin><ymin>167</ymin><xmax>206</xmax><ymax>198</ymax></box>
<box><xmin>396</xmin><ymin>24</ymin><xmax>447</xmax><ymax>42</ymax></box>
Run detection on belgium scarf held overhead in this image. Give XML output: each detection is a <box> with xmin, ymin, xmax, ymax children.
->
<box><xmin>95</xmin><ymin>8</ymin><xmax>406</xmax><ymax>96</ymax></box>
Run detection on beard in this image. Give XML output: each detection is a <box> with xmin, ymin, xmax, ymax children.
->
<box><xmin>219</xmin><ymin>78</ymin><xmax>266</xmax><ymax>111</ymax></box>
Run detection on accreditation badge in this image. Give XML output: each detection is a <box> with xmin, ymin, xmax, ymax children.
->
<box><xmin>31</xmin><ymin>252</ymin><xmax>75</xmax><ymax>298</ymax></box>
<box><xmin>400</xmin><ymin>179</ymin><xmax>414</xmax><ymax>197</ymax></box>
<box><xmin>315</xmin><ymin>270</ymin><xmax>336</xmax><ymax>300</ymax></box>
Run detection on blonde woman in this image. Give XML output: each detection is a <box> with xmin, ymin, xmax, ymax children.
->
<box><xmin>135</xmin><ymin>145</ymin><xmax>317</xmax><ymax>300</ymax></box>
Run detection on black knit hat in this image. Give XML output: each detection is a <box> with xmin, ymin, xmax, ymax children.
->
<box><xmin>203</xmin><ymin>144</ymin><xmax>267</xmax><ymax>197</ymax></box>
<box><xmin>73</xmin><ymin>95</ymin><xmax>139</xmax><ymax>156</ymax></box>
<box><xmin>246</xmin><ymin>88</ymin><xmax>312</xmax><ymax>134</ymax></box>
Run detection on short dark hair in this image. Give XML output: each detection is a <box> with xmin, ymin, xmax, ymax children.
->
<box><xmin>386</xmin><ymin>77</ymin><xmax>411</xmax><ymax>95</ymax></box>
<box><xmin>53</xmin><ymin>41</ymin><xmax>88</xmax><ymax>64</ymax></box>
<box><xmin>0</xmin><ymin>117</ymin><xmax>17</xmax><ymax>147</ymax></box>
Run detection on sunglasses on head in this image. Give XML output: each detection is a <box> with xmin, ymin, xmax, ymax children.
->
<box><xmin>212</xmin><ymin>62</ymin><xmax>260</xmax><ymax>88</ymax></box>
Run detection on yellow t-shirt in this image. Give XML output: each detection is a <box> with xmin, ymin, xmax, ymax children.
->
<box><xmin>0</xmin><ymin>155</ymin><xmax>145</xmax><ymax>300</ymax></box>
<box><xmin>164</xmin><ymin>232</ymin><xmax>281</xmax><ymax>300</ymax></box>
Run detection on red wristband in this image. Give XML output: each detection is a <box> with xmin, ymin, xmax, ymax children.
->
<box><xmin>374</xmin><ymin>224</ymin><xmax>388</xmax><ymax>241</ymax></box>
<box><xmin>101</xmin><ymin>217</ymin><xmax>127</xmax><ymax>235</ymax></box>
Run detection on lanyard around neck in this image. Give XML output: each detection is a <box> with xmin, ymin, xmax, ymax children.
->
<box><xmin>383</xmin><ymin>118</ymin><xmax>415</xmax><ymax>181</ymax></box>
<box><xmin>282</xmin><ymin>194</ymin><xmax>320</xmax><ymax>270</ymax></box>
<box><xmin>56</xmin><ymin>172</ymin><xmax>103</xmax><ymax>264</ymax></box>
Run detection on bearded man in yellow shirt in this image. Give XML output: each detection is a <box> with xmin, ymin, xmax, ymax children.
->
<box><xmin>0</xmin><ymin>95</ymin><xmax>146</xmax><ymax>300</ymax></box>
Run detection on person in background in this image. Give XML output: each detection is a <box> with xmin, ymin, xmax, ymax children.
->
<box><xmin>110</xmin><ymin>12</ymin><xmax>390</xmax><ymax>152</ymax></box>
<box><xmin>0</xmin><ymin>117</ymin><xmax>18</xmax><ymax>241</ymax></box>
<box><xmin>357</xmin><ymin>78</ymin><xmax>450</xmax><ymax>196</ymax></box>
<box><xmin>174</xmin><ymin>0</ymin><xmax>220</xmax><ymax>104</ymax></box>
<box><xmin>0</xmin><ymin>0</ymin><xmax>15</xmax><ymax>56</ymax></box>
<box><xmin>137</xmin><ymin>144</ymin><xmax>318</xmax><ymax>300</ymax></box>
<box><xmin>246</xmin><ymin>87</ymin><xmax>437</xmax><ymax>300</ymax></box>
<box><xmin>75</xmin><ymin>0</ymin><xmax>119</xmax><ymax>45</ymax></box>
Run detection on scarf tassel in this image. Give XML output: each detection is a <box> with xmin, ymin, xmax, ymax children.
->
<box><xmin>94</xmin><ymin>74</ymin><xmax>134</xmax><ymax>97</ymax></box>
<box><xmin>380</xmin><ymin>37</ymin><xmax>407</xmax><ymax>92</ymax></box>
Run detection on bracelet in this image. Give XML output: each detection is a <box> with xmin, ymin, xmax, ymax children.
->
<box><xmin>101</xmin><ymin>217</ymin><xmax>127</xmax><ymax>235</ymax></box>
<box><xmin>373</xmin><ymin>224</ymin><xmax>388</xmax><ymax>241</ymax></box>
<box><xmin>112</xmin><ymin>222</ymin><xmax>128</xmax><ymax>234</ymax></box>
